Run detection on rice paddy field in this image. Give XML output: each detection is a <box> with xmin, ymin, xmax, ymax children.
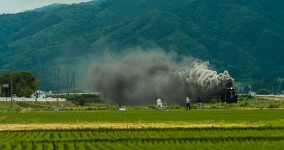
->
<box><xmin>0</xmin><ymin>127</ymin><xmax>283</xmax><ymax>149</ymax></box>
<box><xmin>0</xmin><ymin>100</ymin><xmax>284</xmax><ymax>149</ymax></box>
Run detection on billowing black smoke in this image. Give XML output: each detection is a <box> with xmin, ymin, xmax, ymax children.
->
<box><xmin>88</xmin><ymin>50</ymin><xmax>233</xmax><ymax>105</ymax></box>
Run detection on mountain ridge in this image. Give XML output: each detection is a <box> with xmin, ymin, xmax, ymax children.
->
<box><xmin>0</xmin><ymin>0</ymin><xmax>283</xmax><ymax>91</ymax></box>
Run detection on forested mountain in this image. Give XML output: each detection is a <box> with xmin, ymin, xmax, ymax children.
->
<box><xmin>0</xmin><ymin>0</ymin><xmax>283</xmax><ymax>91</ymax></box>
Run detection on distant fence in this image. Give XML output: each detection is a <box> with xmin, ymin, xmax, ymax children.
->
<box><xmin>0</xmin><ymin>97</ymin><xmax>66</xmax><ymax>102</ymax></box>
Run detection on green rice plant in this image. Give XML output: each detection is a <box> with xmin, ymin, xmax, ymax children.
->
<box><xmin>84</xmin><ymin>142</ymin><xmax>93</xmax><ymax>150</ymax></box>
<box><xmin>54</xmin><ymin>142</ymin><xmax>65</xmax><ymax>150</ymax></box>
<box><xmin>0</xmin><ymin>127</ymin><xmax>284</xmax><ymax>149</ymax></box>
<box><xmin>32</xmin><ymin>142</ymin><xmax>43</xmax><ymax>150</ymax></box>
<box><xmin>41</xmin><ymin>142</ymin><xmax>53</xmax><ymax>150</ymax></box>
<box><xmin>74</xmin><ymin>142</ymin><xmax>85</xmax><ymax>150</ymax></box>
<box><xmin>94</xmin><ymin>142</ymin><xmax>107</xmax><ymax>149</ymax></box>
<box><xmin>0</xmin><ymin>143</ymin><xmax>10</xmax><ymax>150</ymax></box>
<box><xmin>1</xmin><ymin>127</ymin><xmax>283</xmax><ymax>148</ymax></box>
<box><xmin>64</xmin><ymin>141</ymin><xmax>75</xmax><ymax>150</ymax></box>
<box><xmin>21</xmin><ymin>142</ymin><xmax>32</xmax><ymax>150</ymax></box>
<box><xmin>10</xmin><ymin>143</ymin><xmax>22</xmax><ymax>150</ymax></box>
<box><xmin>0</xmin><ymin>109</ymin><xmax>283</xmax><ymax>149</ymax></box>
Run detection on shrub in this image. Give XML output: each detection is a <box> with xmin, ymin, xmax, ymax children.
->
<box><xmin>78</xmin><ymin>99</ymin><xmax>85</xmax><ymax>106</ymax></box>
<box><xmin>257</xmin><ymin>89</ymin><xmax>271</xmax><ymax>95</ymax></box>
<box><xmin>147</xmin><ymin>105</ymin><xmax>156</xmax><ymax>110</ymax></box>
<box><xmin>209</xmin><ymin>99</ymin><xmax>219</xmax><ymax>104</ymax></box>
<box><xmin>240</xmin><ymin>102</ymin><xmax>249</xmax><ymax>107</ymax></box>
<box><xmin>266</xmin><ymin>103</ymin><xmax>280</xmax><ymax>108</ymax></box>
<box><xmin>239</xmin><ymin>95</ymin><xmax>254</xmax><ymax>99</ymax></box>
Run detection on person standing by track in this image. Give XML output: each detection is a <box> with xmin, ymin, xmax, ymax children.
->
<box><xmin>186</xmin><ymin>97</ymin><xmax>191</xmax><ymax>110</ymax></box>
<box><xmin>197</xmin><ymin>97</ymin><xmax>202</xmax><ymax>109</ymax></box>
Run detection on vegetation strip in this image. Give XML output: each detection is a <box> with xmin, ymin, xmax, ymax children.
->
<box><xmin>1</xmin><ymin>126</ymin><xmax>284</xmax><ymax>132</ymax></box>
<box><xmin>1</xmin><ymin>125</ymin><xmax>283</xmax><ymax>149</ymax></box>
<box><xmin>14</xmin><ymin>137</ymin><xmax>284</xmax><ymax>143</ymax></box>
<box><xmin>0</xmin><ymin>123</ymin><xmax>271</xmax><ymax>131</ymax></box>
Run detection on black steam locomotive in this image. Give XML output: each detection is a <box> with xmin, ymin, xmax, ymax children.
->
<box><xmin>221</xmin><ymin>79</ymin><xmax>237</xmax><ymax>103</ymax></box>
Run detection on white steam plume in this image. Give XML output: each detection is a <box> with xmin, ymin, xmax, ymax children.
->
<box><xmin>185</xmin><ymin>62</ymin><xmax>233</xmax><ymax>93</ymax></box>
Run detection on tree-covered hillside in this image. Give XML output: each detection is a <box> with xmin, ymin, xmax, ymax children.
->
<box><xmin>0</xmin><ymin>0</ymin><xmax>283</xmax><ymax>91</ymax></box>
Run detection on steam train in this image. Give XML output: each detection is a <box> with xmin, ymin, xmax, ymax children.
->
<box><xmin>221</xmin><ymin>79</ymin><xmax>237</xmax><ymax>103</ymax></box>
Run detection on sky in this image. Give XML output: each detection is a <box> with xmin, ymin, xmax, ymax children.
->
<box><xmin>0</xmin><ymin>0</ymin><xmax>92</xmax><ymax>14</ymax></box>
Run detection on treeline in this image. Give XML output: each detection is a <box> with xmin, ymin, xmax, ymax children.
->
<box><xmin>0</xmin><ymin>72</ymin><xmax>39</xmax><ymax>97</ymax></box>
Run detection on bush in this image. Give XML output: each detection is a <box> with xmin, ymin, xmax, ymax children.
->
<box><xmin>238</xmin><ymin>95</ymin><xmax>255</xmax><ymax>101</ymax></box>
<box><xmin>209</xmin><ymin>99</ymin><xmax>219</xmax><ymax>104</ymax></box>
<box><xmin>257</xmin><ymin>89</ymin><xmax>271</xmax><ymax>95</ymax></box>
<box><xmin>240</xmin><ymin>102</ymin><xmax>249</xmax><ymax>107</ymax></box>
<box><xmin>86</xmin><ymin>107</ymin><xmax>94</xmax><ymax>110</ymax></box>
<box><xmin>266</xmin><ymin>103</ymin><xmax>280</xmax><ymax>108</ymax></box>
<box><xmin>147</xmin><ymin>105</ymin><xmax>156</xmax><ymax>110</ymax></box>
<box><xmin>78</xmin><ymin>99</ymin><xmax>85</xmax><ymax>106</ymax></box>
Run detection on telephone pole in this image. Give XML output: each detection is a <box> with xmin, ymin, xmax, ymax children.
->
<box><xmin>67</xmin><ymin>70</ymin><xmax>69</xmax><ymax>95</ymax></box>
<box><xmin>35</xmin><ymin>64</ymin><xmax>38</xmax><ymax>102</ymax></box>
<box><xmin>73</xmin><ymin>71</ymin><xmax>75</xmax><ymax>102</ymax></box>
<box><xmin>57</xmin><ymin>68</ymin><xmax>59</xmax><ymax>108</ymax></box>
<box><xmin>10</xmin><ymin>75</ymin><xmax>13</xmax><ymax>109</ymax></box>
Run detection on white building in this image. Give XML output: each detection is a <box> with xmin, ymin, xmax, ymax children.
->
<box><xmin>30</xmin><ymin>90</ymin><xmax>46</xmax><ymax>98</ymax></box>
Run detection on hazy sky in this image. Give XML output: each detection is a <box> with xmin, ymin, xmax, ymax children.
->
<box><xmin>0</xmin><ymin>0</ymin><xmax>92</xmax><ymax>14</ymax></box>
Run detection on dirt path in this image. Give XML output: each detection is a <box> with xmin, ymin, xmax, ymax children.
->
<box><xmin>0</xmin><ymin>122</ymin><xmax>259</xmax><ymax>131</ymax></box>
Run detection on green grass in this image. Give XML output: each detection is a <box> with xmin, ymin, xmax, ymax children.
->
<box><xmin>0</xmin><ymin>102</ymin><xmax>20</xmax><ymax>109</ymax></box>
<box><xmin>0</xmin><ymin>101</ymin><xmax>76</xmax><ymax>112</ymax></box>
<box><xmin>0</xmin><ymin>109</ymin><xmax>283</xmax><ymax>126</ymax></box>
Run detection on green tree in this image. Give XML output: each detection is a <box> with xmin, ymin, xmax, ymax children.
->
<box><xmin>0</xmin><ymin>72</ymin><xmax>40</xmax><ymax>97</ymax></box>
<box><xmin>78</xmin><ymin>99</ymin><xmax>86</xmax><ymax>106</ymax></box>
<box><xmin>256</xmin><ymin>88</ymin><xmax>271</xmax><ymax>95</ymax></box>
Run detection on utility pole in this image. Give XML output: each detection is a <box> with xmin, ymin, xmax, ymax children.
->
<box><xmin>248</xmin><ymin>85</ymin><xmax>252</xmax><ymax>95</ymax></box>
<box><xmin>67</xmin><ymin>70</ymin><xmax>69</xmax><ymax>95</ymax></box>
<box><xmin>73</xmin><ymin>71</ymin><xmax>75</xmax><ymax>102</ymax></box>
<box><xmin>10</xmin><ymin>75</ymin><xmax>12</xmax><ymax>109</ymax></box>
<box><xmin>57</xmin><ymin>68</ymin><xmax>59</xmax><ymax>108</ymax></box>
<box><xmin>54</xmin><ymin>71</ymin><xmax>56</xmax><ymax>95</ymax></box>
<box><xmin>35</xmin><ymin>64</ymin><xmax>38</xmax><ymax>102</ymax></box>
<box><xmin>69</xmin><ymin>74</ymin><xmax>73</xmax><ymax>97</ymax></box>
